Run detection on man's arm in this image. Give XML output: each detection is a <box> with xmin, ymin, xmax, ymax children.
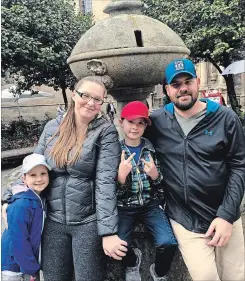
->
<box><xmin>95</xmin><ymin>125</ymin><xmax>128</xmax><ymax>259</ymax></box>
<box><xmin>217</xmin><ymin>114</ymin><xmax>245</xmax><ymax>223</ymax></box>
<box><xmin>206</xmin><ymin>113</ymin><xmax>245</xmax><ymax>246</ymax></box>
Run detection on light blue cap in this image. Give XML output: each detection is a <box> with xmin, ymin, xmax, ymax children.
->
<box><xmin>165</xmin><ymin>58</ymin><xmax>197</xmax><ymax>84</ymax></box>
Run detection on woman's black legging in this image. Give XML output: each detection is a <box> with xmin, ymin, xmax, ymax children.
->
<box><xmin>41</xmin><ymin>218</ymin><xmax>106</xmax><ymax>281</ymax></box>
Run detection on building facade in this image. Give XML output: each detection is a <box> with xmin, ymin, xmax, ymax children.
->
<box><xmin>75</xmin><ymin>0</ymin><xmax>109</xmax><ymax>20</ymax></box>
<box><xmin>196</xmin><ymin>61</ymin><xmax>245</xmax><ymax>108</ymax></box>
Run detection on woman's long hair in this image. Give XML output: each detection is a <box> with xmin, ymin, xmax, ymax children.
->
<box><xmin>49</xmin><ymin>77</ymin><xmax>106</xmax><ymax>168</ymax></box>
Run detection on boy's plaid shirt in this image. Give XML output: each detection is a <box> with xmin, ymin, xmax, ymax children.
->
<box><xmin>117</xmin><ymin>138</ymin><xmax>164</xmax><ymax>207</ymax></box>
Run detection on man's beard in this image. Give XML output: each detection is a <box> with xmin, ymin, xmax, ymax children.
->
<box><xmin>174</xmin><ymin>91</ymin><xmax>197</xmax><ymax>111</ymax></box>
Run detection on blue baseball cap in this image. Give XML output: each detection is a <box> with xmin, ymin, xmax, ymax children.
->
<box><xmin>165</xmin><ymin>58</ymin><xmax>197</xmax><ymax>84</ymax></box>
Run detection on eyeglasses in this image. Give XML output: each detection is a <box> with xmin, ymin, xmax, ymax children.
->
<box><xmin>170</xmin><ymin>78</ymin><xmax>195</xmax><ymax>89</ymax></box>
<box><xmin>75</xmin><ymin>90</ymin><xmax>104</xmax><ymax>105</ymax></box>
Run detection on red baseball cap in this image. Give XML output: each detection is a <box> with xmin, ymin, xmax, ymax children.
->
<box><xmin>121</xmin><ymin>101</ymin><xmax>152</xmax><ymax>126</ymax></box>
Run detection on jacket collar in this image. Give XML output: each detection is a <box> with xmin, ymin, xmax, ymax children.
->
<box><xmin>8</xmin><ymin>188</ymin><xmax>39</xmax><ymax>203</ymax></box>
<box><xmin>88</xmin><ymin>113</ymin><xmax>111</xmax><ymax>131</ymax></box>
<box><xmin>164</xmin><ymin>98</ymin><xmax>220</xmax><ymax>116</ymax></box>
<box><xmin>121</xmin><ymin>137</ymin><xmax>155</xmax><ymax>153</ymax></box>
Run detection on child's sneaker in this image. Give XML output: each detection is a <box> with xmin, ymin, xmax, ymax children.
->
<box><xmin>150</xmin><ymin>264</ymin><xmax>167</xmax><ymax>281</ymax></box>
<box><xmin>125</xmin><ymin>248</ymin><xmax>142</xmax><ymax>281</ymax></box>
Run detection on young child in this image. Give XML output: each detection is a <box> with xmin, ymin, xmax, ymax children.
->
<box><xmin>117</xmin><ymin>101</ymin><xmax>177</xmax><ymax>281</ymax></box>
<box><xmin>1</xmin><ymin>153</ymin><xmax>51</xmax><ymax>281</ymax></box>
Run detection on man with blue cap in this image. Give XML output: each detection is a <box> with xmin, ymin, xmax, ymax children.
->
<box><xmin>146</xmin><ymin>58</ymin><xmax>245</xmax><ymax>281</ymax></box>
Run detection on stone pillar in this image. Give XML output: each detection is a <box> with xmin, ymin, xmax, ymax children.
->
<box><xmin>240</xmin><ymin>73</ymin><xmax>245</xmax><ymax>108</ymax></box>
<box><xmin>199</xmin><ymin>62</ymin><xmax>208</xmax><ymax>90</ymax></box>
<box><xmin>218</xmin><ymin>68</ymin><xmax>228</xmax><ymax>104</ymax></box>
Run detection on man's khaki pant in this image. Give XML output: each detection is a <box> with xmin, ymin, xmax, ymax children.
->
<box><xmin>170</xmin><ymin>218</ymin><xmax>245</xmax><ymax>281</ymax></box>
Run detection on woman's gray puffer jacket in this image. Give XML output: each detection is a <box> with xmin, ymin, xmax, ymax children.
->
<box><xmin>34</xmin><ymin>114</ymin><xmax>120</xmax><ymax>236</ymax></box>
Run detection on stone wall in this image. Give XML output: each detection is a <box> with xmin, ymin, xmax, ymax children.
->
<box><xmin>1</xmin><ymin>84</ymin><xmax>73</xmax><ymax>123</ymax></box>
<box><xmin>1</xmin><ymin>84</ymin><xmax>116</xmax><ymax>123</ymax></box>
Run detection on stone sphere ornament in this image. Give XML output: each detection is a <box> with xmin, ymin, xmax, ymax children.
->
<box><xmin>67</xmin><ymin>0</ymin><xmax>190</xmax><ymax>103</ymax></box>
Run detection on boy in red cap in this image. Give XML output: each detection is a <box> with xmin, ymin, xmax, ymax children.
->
<box><xmin>117</xmin><ymin>101</ymin><xmax>177</xmax><ymax>281</ymax></box>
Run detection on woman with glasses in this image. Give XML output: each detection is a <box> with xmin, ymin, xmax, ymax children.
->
<box><xmin>22</xmin><ymin>77</ymin><xmax>127</xmax><ymax>281</ymax></box>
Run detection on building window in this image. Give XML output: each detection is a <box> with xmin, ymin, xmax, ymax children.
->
<box><xmin>79</xmin><ymin>0</ymin><xmax>92</xmax><ymax>14</ymax></box>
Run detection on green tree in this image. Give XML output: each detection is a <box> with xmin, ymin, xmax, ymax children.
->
<box><xmin>1</xmin><ymin>0</ymin><xmax>93</xmax><ymax>108</ymax></box>
<box><xmin>144</xmin><ymin>0</ymin><xmax>245</xmax><ymax>115</ymax></box>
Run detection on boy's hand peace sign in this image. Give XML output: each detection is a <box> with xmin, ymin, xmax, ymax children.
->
<box><xmin>141</xmin><ymin>154</ymin><xmax>159</xmax><ymax>180</ymax></box>
<box><xmin>117</xmin><ymin>150</ymin><xmax>136</xmax><ymax>184</ymax></box>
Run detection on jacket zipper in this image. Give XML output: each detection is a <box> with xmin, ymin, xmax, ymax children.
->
<box><xmin>63</xmin><ymin>179</ymin><xmax>67</xmax><ymax>225</ymax></box>
<box><xmin>91</xmin><ymin>181</ymin><xmax>95</xmax><ymax>210</ymax></box>
<box><xmin>136</xmin><ymin>147</ymin><xmax>148</xmax><ymax>206</ymax></box>
<box><xmin>136</xmin><ymin>167</ymin><xmax>144</xmax><ymax>206</ymax></box>
<box><xmin>183</xmin><ymin>136</ymin><xmax>188</xmax><ymax>204</ymax></box>
<box><xmin>175</xmin><ymin>116</ymin><xmax>209</xmax><ymax>205</ymax></box>
<box><xmin>29</xmin><ymin>189</ymin><xmax>45</xmax><ymax>264</ymax></box>
<box><xmin>173</xmin><ymin>118</ymin><xmax>189</xmax><ymax>205</ymax></box>
<box><xmin>62</xmin><ymin>167</ymin><xmax>68</xmax><ymax>225</ymax></box>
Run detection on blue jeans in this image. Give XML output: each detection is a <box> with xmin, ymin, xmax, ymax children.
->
<box><xmin>118</xmin><ymin>200</ymin><xmax>177</xmax><ymax>277</ymax></box>
<box><xmin>118</xmin><ymin>199</ymin><xmax>177</xmax><ymax>246</ymax></box>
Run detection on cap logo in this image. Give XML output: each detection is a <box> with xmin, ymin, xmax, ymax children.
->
<box><xmin>174</xmin><ymin>61</ymin><xmax>184</xmax><ymax>70</ymax></box>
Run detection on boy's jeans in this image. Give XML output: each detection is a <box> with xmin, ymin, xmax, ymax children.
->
<box><xmin>118</xmin><ymin>200</ymin><xmax>177</xmax><ymax>276</ymax></box>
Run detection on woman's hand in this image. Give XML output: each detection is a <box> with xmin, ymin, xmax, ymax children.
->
<box><xmin>2</xmin><ymin>203</ymin><xmax>8</xmax><ymax>229</ymax></box>
<box><xmin>102</xmin><ymin>235</ymin><xmax>128</xmax><ymax>260</ymax></box>
<box><xmin>118</xmin><ymin>151</ymin><xmax>135</xmax><ymax>184</ymax></box>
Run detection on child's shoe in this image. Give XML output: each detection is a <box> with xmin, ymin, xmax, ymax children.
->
<box><xmin>125</xmin><ymin>248</ymin><xmax>142</xmax><ymax>281</ymax></box>
<box><xmin>150</xmin><ymin>264</ymin><xmax>167</xmax><ymax>281</ymax></box>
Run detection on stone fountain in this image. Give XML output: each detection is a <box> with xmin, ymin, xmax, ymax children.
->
<box><xmin>67</xmin><ymin>1</ymin><xmax>193</xmax><ymax>280</ymax></box>
<box><xmin>67</xmin><ymin>0</ymin><xmax>190</xmax><ymax>113</ymax></box>
<box><xmin>1</xmin><ymin>1</ymin><xmax>244</xmax><ymax>280</ymax></box>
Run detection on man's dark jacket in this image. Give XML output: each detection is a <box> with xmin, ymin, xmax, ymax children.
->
<box><xmin>147</xmin><ymin>99</ymin><xmax>245</xmax><ymax>233</ymax></box>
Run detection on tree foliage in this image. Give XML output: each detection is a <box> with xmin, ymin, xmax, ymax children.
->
<box><xmin>144</xmin><ymin>0</ymin><xmax>245</xmax><ymax>115</ymax></box>
<box><xmin>1</xmin><ymin>0</ymin><xmax>93</xmax><ymax>103</ymax></box>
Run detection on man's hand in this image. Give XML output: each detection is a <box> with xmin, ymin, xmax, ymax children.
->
<box><xmin>141</xmin><ymin>154</ymin><xmax>159</xmax><ymax>180</ymax></box>
<box><xmin>2</xmin><ymin>203</ymin><xmax>8</xmax><ymax>229</ymax></box>
<box><xmin>102</xmin><ymin>235</ymin><xmax>128</xmax><ymax>260</ymax></box>
<box><xmin>205</xmin><ymin>217</ymin><xmax>233</xmax><ymax>247</ymax></box>
<box><xmin>118</xmin><ymin>151</ymin><xmax>135</xmax><ymax>184</ymax></box>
